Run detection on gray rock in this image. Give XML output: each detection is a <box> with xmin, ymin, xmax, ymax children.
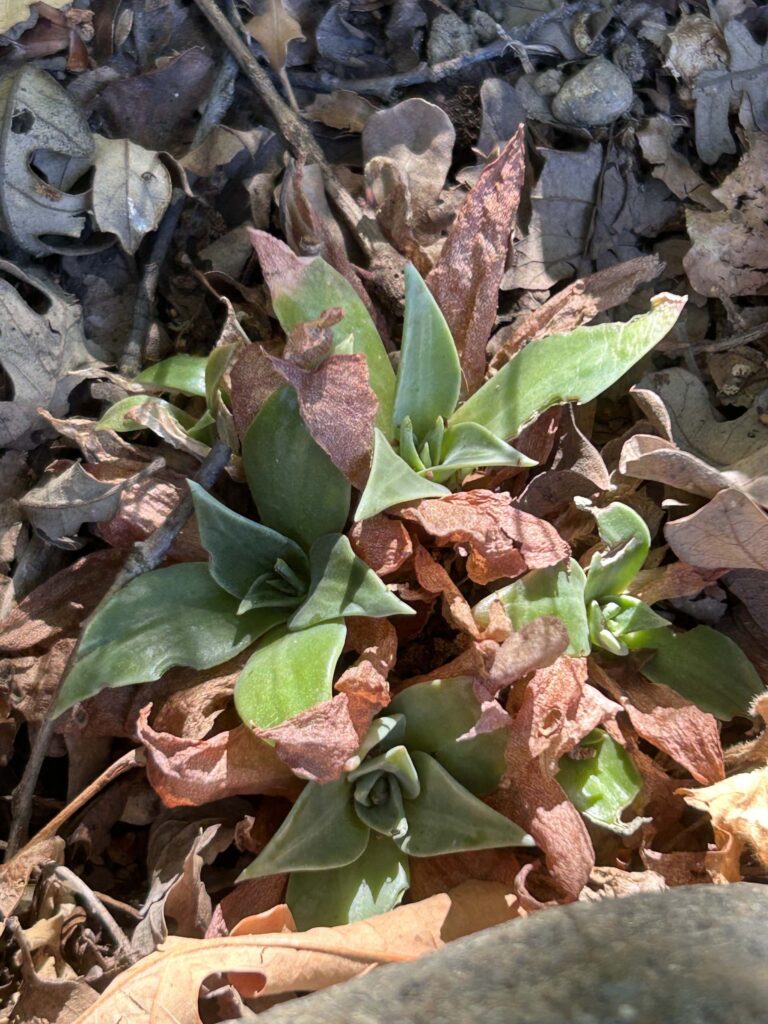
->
<box><xmin>552</xmin><ymin>57</ymin><xmax>633</xmax><ymax>126</ymax></box>
<box><xmin>261</xmin><ymin>884</ymin><xmax>768</xmax><ymax>1024</ymax></box>
<box><xmin>427</xmin><ymin>13</ymin><xmax>475</xmax><ymax>65</ymax></box>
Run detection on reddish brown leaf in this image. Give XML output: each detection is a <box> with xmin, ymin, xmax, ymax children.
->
<box><xmin>271</xmin><ymin>352</ymin><xmax>377</xmax><ymax>488</ymax></box>
<box><xmin>206</xmin><ymin>877</ymin><xmax>287</xmax><ymax>938</ymax></box>
<box><xmin>229</xmin><ymin>343</ymin><xmax>284</xmax><ymax>442</ymax></box>
<box><xmin>349</xmin><ymin>515</ymin><xmax>413</xmax><ymax>576</ymax></box>
<box><xmin>399</xmin><ymin>490</ymin><xmax>569</xmax><ymax>584</ymax></box>
<box><xmin>412</xmin><ymin>542</ymin><xmax>480</xmax><ymax>637</ymax></box>
<box><xmin>487</xmin><ymin>618</ymin><xmax>570</xmax><ymax>693</ymax></box>
<box><xmin>590</xmin><ymin>660</ymin><xmax>724</xmax><ymax>785</ymax></box>
<box><xmin>427</xmin><ymin>127</ymin><xmax>526</xmax><ymax>395</ymax></box>
<box><xmin>627</xmin><ymin>562</ymin><xmax>726</xmax><ymax>605</ymax></box>
<box><xmin>137</xmin><ymin>709</ymin><xmax>300</xmax><ymax>807</ymax></box>
<box><xmin>489</xmin><ymin>255</ymin><xmax>663</xmax><ymax>372</ymax></box>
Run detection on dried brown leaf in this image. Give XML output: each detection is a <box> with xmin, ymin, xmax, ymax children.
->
<box><xmin>244</xmin><ymin>0</ymin><xmax>304</xmax><ymax>72</ymax></box>
<box><xmin>427</xmin><ymin>128</ymin><xmax>526</xmax><ymax>394</ymax></box>
<box><xmin>626</xmin><ymin>562</ymin><xmax>726</xmax><ymax>605</ymax></box>
<box><xmin>349</xmin><ymin>514</ymin><xmax>413</xmax><ymax>576</ymax></box>
<box><xmin>665</xmin><ymin>489</ymin><xmax>768</xmax><ymax>570</ymax></box>
<box><xmin>679</xmin><ymin>768</ymin><xmax>768</xmax><ymax>875</ymax></box>
<box><xmin>73</xmin><ymin>881</ymin><xmax>520</xmax><ymax>1023</ymax></box>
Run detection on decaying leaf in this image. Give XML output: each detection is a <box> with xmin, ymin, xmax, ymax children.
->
<box><xmin>244</xmin><ymin>0</ymin><xmax>305</xmax><ymax>73</ymax></box>
<box><xmin>427</xmin><ymin>128</ymin><xmax>525</xmax><ymax>395</ymax></box>
<box><xmin>665</xmin><ymin>489</ymin><xmax>768</xmax><ymax>571</ymax></box>
<box><xmin>72</xmin><ymin>881</ymin><xmax>519</xmax><ymax>1023</ymax></box>
<box><xmin>349</xmin><ymin>515</ymin><xmax>413</xmax><ymax>577</ymax></box>
<box><xmin>0</xmin><ymin>66</ymin><xmax>94</xmax><ymax>256</ymax></box>
<box><xmin>91</xmin><ymin>136</ymin><xmax>172</xmax><ymax>254</ymax></box>
<box><xmin>0</xmin><ymin>260</ymin><xmax>93</xmax><ymax>449</ymax></box>
<box><xmin>680</xmin><ymin>768</ymin><xmax>768</xmax><ymax>877</ymax></box>
<box><xmin>0</xmin><ymin>0</ymin><xmax>73</xmax><ymax>34</ymax></box>
<box><xmin>305</xmin><ymin>90</ymin><xmax>377</xmax><ymax>132</ymax></box>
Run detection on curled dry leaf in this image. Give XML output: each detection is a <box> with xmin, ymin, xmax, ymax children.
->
<box><xmin>399</xmin><ymin>490</ymin><xmax>569</xmax><ymax>584</ymax></box>
<box><xmin>349</xmin><ymin>514</ymin><xmax>413</xmax><ymax>576</ymax></box>
<box><xmin>0</xmin><ymin>0</ymin><xmax>72</xmax><ymax>33</ymax></box>
<box><xmin>411</xmin><ymin>542</ymin><xmax>480</xmax><ymax>637</ymax></box>
<box><xmin>665</xmin><ymin>489</ymin><xmax>768</xmax><ymax>571</ymax></box>
<box><xmin>137</xmin><ymin>709</ymin><xmax>300</xmax><ymax>808</ymax></box>
<box><xmin>72</xmin><ymin>881</ymin><xmax>519</xmax><ymax>1024</ymax></box>
<box><xmin>305</xmin><ymin>90</ymin><xmax>377</xmax><ymax>132</ymax></box>
<box><xmin>0</xmin><ymin>837</ymin><xmax>64</xmax><ymax>919</ymax></box>
<box><xmin>487</xmin><ymin>617</ymin><xmax>570</xmax><ymax>693</ymax></box>
<box><xmin>91</xmin><ymin>136</ymin><xmax>172</xmax><ymax>255</ymax></box>
<box><xmin>271</xmin><ymin>352</ymin><xmax>377</xmax><ymax>488</ymax></box>
<box><xmin>590</xmin><ymin>660</ymin><xmax>724</xmax><ymax>785</ymax></box>
<box><xmin>679</xmin><ymin>768</ymin><xmax>768</xmax><ymax>878</ymax></box>
<box><xmin>427</xmin><ymin>127</ymin><xmax>526</xmax><ymax>395</ymax></box>
<box><xmin>244</xmin><ymin>0</ymin><xmax>305</xmax><ymax>73</ymax></box>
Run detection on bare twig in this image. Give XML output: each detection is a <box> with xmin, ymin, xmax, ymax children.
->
<box><xmin>49</xmin><ymin>864</ymin><xmax>131</xmax><ymax>953</ymax></box>
<box><xmin>4</xmin><ymin>440</ymin><xmax>231</xmax><ymax>861</ymax></box>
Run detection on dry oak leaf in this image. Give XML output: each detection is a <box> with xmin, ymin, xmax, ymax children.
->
<box><xmin>399</xmin><ymin>489</ymin><xmax>569</xmax><ymax>584</ymax></box>
<box><xmin>137</xmin><ymin>709</ymin><xmax>300</xmax><ymax>807</ymax></box>
<box><xmin>244</xmin><ymin>0</ymin><xmax>304</xmax><ymax>72</ymax></box>
<box><xmin>71</xmin><ymin>881</ymin><xmax>519</xmax><ymax>1024</ymax></box>
<box><xmin>427</xmin><ymin>126</ymin><xmax>526</xmax><ymax>395</ymax></box>
<box><xmin>665</xmin><ymin>488</ymin><xmax>768</xmax><ymax>571</ymax></box>
<box><xmin>679</xmin><ymin>767</ymin><xmax>768</xmax><ymax>874</ymax></box>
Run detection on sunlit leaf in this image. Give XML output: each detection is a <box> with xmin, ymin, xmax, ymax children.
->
<box><xmin>396</xmin><ymin>752</ymin><xmax>533</xmax><ymax>855</ymax></box>
<box><xmin>96</xmin><ymin>395</ymin><xmax>195</xmax><ymax>433</ymax></box>
<box><xmin>54</xmin><ymin>564</ymin><xmax>283</xmax><ymax>714</ymax></box>
<box><xmin>641</xmin><ymin>626</ymin><xmax>763</xmax><ymax>720</ymax></box>
<box><xmin>289</xmin><ymin>533</ymin><xmax>415</xmax><ymax>629</ymax></box>
<box><xmin>583</xmin><ymin>502</ymin><xmax>651</xmax><ymax>604</ymax></box>
<box><xmin>135</xmin><ymin>354</ymin><xmax>208</xmax><ymax>396</ymax></box>
<box><xmin>354</xmin><ymin>429</ymin><xmax>450</xmax><ymax>522</ymax></box>
<box><xmin>474</xmin><ymin>560</ymin><xmax>590</xmax><ymax>656</ymax></box>
<box><xmin>237</xmin><ymin>776</ymin><xmax>368</xmax><ymax>880</ymax></box>
<box><xmin>190</xmin><ymin>482</ymin><xmax>308</xmax><ymax>600</ymax></box>
<box><xmin>286</xmin><ymin>834</ymin><xmax>409</xmax><ymax>929</ymax></box>
<box><xmin>243</xmin><ymin>386</ymin><xmax>350</xmax><ymax>548</ymax></box>
<box><xmin>451</xmin><ymin>294</ymin><xmax>687</xmax><ymax>441</ymax></box>
<box><xmin>394</xmin><ymin>264</ymin><xmax>461</xmax><ymax>442</ymax></box>
<box><xmin>430</xmin><ymin>421</ymin><xmax>536</xmax><ymax>480</ymax></box>
<box><xmin>234</xmin><ymin>622</ymin><xmax>346</xmax><ymax>730</ymax></box>
<box><xmin>557</xmin><ymin>729</ymin><xmax>643</xmax><ymax>834</ymax></box>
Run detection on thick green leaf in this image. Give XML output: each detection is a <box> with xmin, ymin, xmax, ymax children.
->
<box><xmin>268</xmin><ymin>256</ymin><xmax>395</xmax><ymax>435</ymax></box>
<box><xmin>451</xmin><ymin>294</ymin><xmax>686</xmax><ymax>441</ymax></box>
<box><xmin>54</xmin><ymin>564</ymin><xmax>282</xmax><ymax>714</ymax></box>
<box><xmin>394</xmin><ymin>264</ymin><xmax>461</xmax><ymax>441</ymax></box>
<box><xmin>96</xmin><ymin>395</ymin><xmax>195</xmax><ymax>433</ymax></box>
<box><xmin>583</xmin><ymin>502</ymin><xmax>651</xmax><ymax>604</ymax></box>
<box><xmin>353</xmin><ymin>776</ymin><xmax>409</xmax><ymax>839</ymax></box>
<box><xmin>474</xmin><ymin>560</ymin><xmax>590</xmax><ymax>656</ymax></box>
<box><xmin>286</xmin><ymin>835</ymin><xmax>409</xmax><ymax>929</ymax></box>
<box><xmin>430</xmin><ymin>422</ymin><xmax>536</xmax><ymax>480</ymax></box>
<box><xmin>243</xmin><ymin>386</ymin><xmax>350</xmax><ymax>548</ymax></box>
<box><xmin>237</xmin><ymin>777</ymin><xmax>368</xmax><ymax>881</ymax></box>
<box><xmin>557</xmin><ymin>729</ymin><xmax>643</xmax><ymax>833</ymax></box>
<box><xmin>354</xmin><ymin>429</ymin><xmax>450</xmax><ymax>522</ymax></box>
<box><xmin>641</xmin><ymin>626</ymin><xmax>763</xmax><ymax>720</ymax></box>
<box><xmin>389</xmin><ymin>677</ymin><xmax>506</xmax><ymax>796</ymax></box>
<box><xmin>234</xmin><ymin>622</ymin><xmax>346</xmax><ymax>730</ymax></box>
<box><xmin>289</xmin><ymin>533</ymin><xmax>415</xmax><ymax>629</ymax></box>
<box><xmin>135</xmin><ymin>354</ymin><xmax>208</xmax><ymax>396</ymax></box>
<box><xmin>190</xmin><ymin>482</ymin><xmax>308</xmax><ymax>600</ymax></box>
<box><xmin>396</xmin><ymin>752</ymin><xmax>533</xmax><ymax>856</ymax></box>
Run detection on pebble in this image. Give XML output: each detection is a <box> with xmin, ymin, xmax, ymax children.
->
<box><xmin>552</xmin><ymin>57</ymin><xmax>633</xmax><ymax>126</ymax></box>
<box><xmin>427</xmin><ymin>13</ymin><xmax>475</xmax><ymax>65</ymax></box>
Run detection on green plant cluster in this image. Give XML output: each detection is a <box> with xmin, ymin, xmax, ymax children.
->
<box><xmin>58</xmin><ymin>257</ymin><xmax>763</xmax><ymax>929</ymax></box>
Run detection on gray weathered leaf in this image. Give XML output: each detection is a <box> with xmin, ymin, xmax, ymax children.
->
<box><xmin>0</xmin><ymin>67</ymin><xmax>94</xmax><ymax>256</ymax></box>
<box><xmin>0</xmin><ymin>261</ymin><xmax>93</xmax><ymax>449</ymax></box>
<box><xmin>665</xmin><ymin>489</ymin><xmax>768</xmax><ymax>572</ymax></box>
<box><xmin>91</xmin><ymin>136</ymin><xmax>172</xmax><ymax>255</ymax></box>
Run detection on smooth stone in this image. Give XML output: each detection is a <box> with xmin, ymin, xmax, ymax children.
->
<box><xmin>260</xmin><ymin>884</ymin><xmax>768</xmax><ymax>1024</ymax></box>
<box><xmin>427</xmin><ymin>13</ymin><xmax>475</xmax><ymax>65</ymax></box>
<box><xmin>552</xmin><ymin>57</ymin><xmax>633</xmax><ymax>126</ymax></box>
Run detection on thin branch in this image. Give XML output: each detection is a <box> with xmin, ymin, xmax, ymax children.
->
<box><xmin>4</xmin><ymin>440</ymin><xmax>231</xmax><ymax>861</ymax></box>
<box><xmin>49</xmin><ymin>864</ymin><xmax>131</xmax><ymax>953</ymax></box>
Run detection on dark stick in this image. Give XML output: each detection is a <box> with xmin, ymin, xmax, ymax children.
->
<box><xmin>4</xmin><ymin>440</ymin><xmax>231</xmax><ymax>861</ymax></box>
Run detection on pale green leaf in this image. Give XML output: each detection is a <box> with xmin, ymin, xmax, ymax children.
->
<box><xmin>394</xmin><ymin>264</ymin><xmax>461</xmax><ymax>441</ymax></box>
<box><xmin>237</xmin><ymin>777</ymin><xmax>368</xmax><ymax>881</ymax></box>
<box><xmin>54</xmin><ymin>564</ymin><xmax>282</xmax><ymax>714</ymax></box>
<box><xmin>96</xmin><ymin>395</ymin><xmax>195</xmax><ymax>433</ymax></box>
<box><xmin>451</xmin><ymin>294</ymin><xmax>687</xmax><ymax>441</ymax></box>
<box><xmin>289</xmin><ymin>533</ymin><xmax>415</xmax><ymax>629</ymax></box>
<box><xmin>243</xmin><ymin>386</ymin><xmax>350</xmax><ymax>548</ymax></box>
<box><xmin>431</xmin><ymin>421</ymin><xmax>536</xmax><ymax>479</ymax></box>
<box><xmin>396</xmin><ymin>753</ymin><xmax>532</xmax><ymax>855</ymax></box>
<box><xmin>583</xmin><ymin>502</ymin><xmax>651</xmax><ymax>604</ymax></box>
<box><xmin>474</xmin><ymin>560</ymin><xmax>590</xmax><ymax>656</ymax></box>
<box><xmin>234</xmin><ymin>622</ymin><xmax>346</xmax><ymax>730</ymax></box>
<box><xmin>190</xmin><ymin>482</ymin><xmax>307</xmax><ymax>600</ymax></box>
<box><xmin>557</xmin><ymin>729</ymin><xmax>643</xmax><ymax>834</ymax></box>
<box><xmin>354</xmin><ymin>429</ymin><xmax>450</xmax><ymax>522</ymax></box>
<box><xmin>268</xmin><ymin>256</ymin><xmax>395</xmax><ymax>435</ymax></box>
<box><xmin>641</xmin><ymin>626</ymin><xmax>763</xmax><ymax>720</ymax></box>
<box><xmin>389</xmin><ymin>677</ymin><xmax>505</xmax><ymax>796</ymax></box>
<box><xmin>286</xmin><ymin>835</ymin><xmax>409</xmax><ymax>929</ymax></box>
<box><xmin>135</xmin><ymin>354</ymin><xmax>208</xmax><ymax>397</ymax></box>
